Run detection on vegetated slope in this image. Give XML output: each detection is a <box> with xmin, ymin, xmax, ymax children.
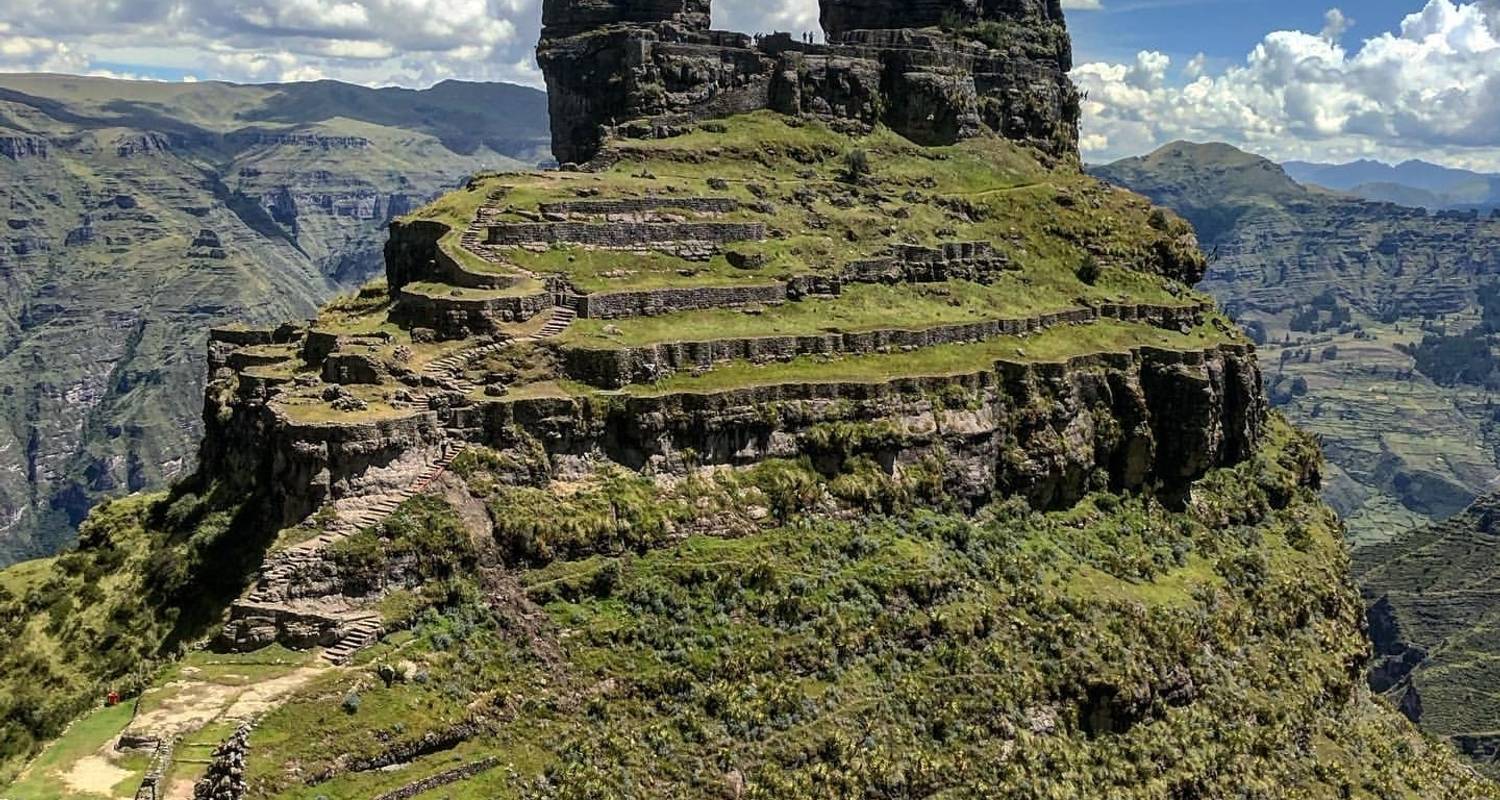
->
<box><xmin>1</xmin><ymin>111</ymin><xmax>1493</xmax><ymax>798</ymax></box>
<box><xmin>1094</xmin><ymin>141</ymin><xmax>1500</xmax><ymax>544</ymax></box>
<box><xmin>0</xmin><ymin>74</ymin><xmax>550</xmax><ymax>567</ymax></box>
<box><xmin>1284</xmin><ymin>158</ymin><xmax>1500</xmax><ymax>211</ymax></box>
<box><xmin>1355</xmin><ymin>492</ymin><xmax>1500</xmax><ymax>778</ymax></box>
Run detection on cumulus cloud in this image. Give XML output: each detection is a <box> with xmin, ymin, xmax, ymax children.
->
<box><xmin>0</xmin><ymin>22</ymin><xmax>90</xmax><ymax>73</ymax></box>
<box><xmin>0</xmin><ymin>0</ymin><xmax>1119</xmax><ymax>86</ymax></box>
<box><xmin>1074</xmin><ymin>0</ymin><xmax>1500</xmax><ymax>169</ymax></box>
<box><xmin>0</xmin><ymin>0</ymin><xmax>553</xmax><ymax>86</ymax></box>
<box><xmin>1320</xmin><ymin>8</ymin><xmax>1354</xmax><ymax>41</ymax></box>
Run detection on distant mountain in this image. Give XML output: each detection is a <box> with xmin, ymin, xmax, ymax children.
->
<box><xmin>1284</xmin><ymin>157</ymin><xmax>1500</xmax><ymax>211</ymax></box>
<box><xmin>1095</xmin><ymin>141</ymin><xmax>1500</xmax><ymax>544</ymax></box>
<box><xmin>0</xmin><ymin>74</ymin><xmax>550</xmax><ymax>566</ymax></box>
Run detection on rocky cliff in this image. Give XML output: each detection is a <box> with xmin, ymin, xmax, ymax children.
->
<box><xmin>536</xmin><ymin>0</ymin><xmax>1078</xmax><ymax>165</ymax></box>
<box><xmin>3</xmin><ymin>5</ymin><xmax>1497</xmax><ymax>798</ymax></box>
<box><xmin>1094</xmin><ymin>141</ymin><xmax>1500</xmax><ymax>543</ymax></box>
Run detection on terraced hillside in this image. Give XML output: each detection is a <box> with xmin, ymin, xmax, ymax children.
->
<box><xmin>3</xmin><ymin>0</ymin><xmax>1497</xmax><ymax>794</ymax></box>
<box><xmin>2</xmin><ymin>109</ymin><xmax>1492</xmax><ymax>799</ymax></box>
<box><xmin>1094</xmin><ymin>142</ymin><xmax>1500</xmax><ymax>544</ymax></box>
<box><xmin>1356</xmin><ymin>493</ymin><xmax>1500</xmax><ymax>778</ymax></box>
<box><xmin>0</xmin><ymin>75</ymin><xmax>550</xmax><ymax>567</ymax></box>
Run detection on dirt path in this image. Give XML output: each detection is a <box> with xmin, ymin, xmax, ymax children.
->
<box><xmin>222</xmin><ymin>667</ymin><xmax>324</xmax><ymax>719</ymax></box>
<box><xmin>125</xmin><ymin>665</ymin><xmax>324</xmax><ymax>742</ymax></box>
<box><xmin>164</xmin><ymin>776</ymin><xmax>197</xmax><ymax>800</ymax></box>
<box><xmin>51</xmin><ymin>662</ymin><xmax>329</xmax><ymax>798</ymax></box>
<box><xmin>59</xmin><ymin>749</ymin><xmax>132</xmax><ymax>796</ymax></box>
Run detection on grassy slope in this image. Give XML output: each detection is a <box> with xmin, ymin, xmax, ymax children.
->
<box><xmin>221</xmin><ymin>419</ymin><xmax>1499</xmax><ymax>799</ymax></box>
<box><xmin>1354</xmin><ymin>493</ymin><xmax>1500</xmax><ymax>777</ymax></box>
<box><xmin>2</xmin><ymin>116</ymin><xmax>1490</xmax><ymax>798</ymax></box>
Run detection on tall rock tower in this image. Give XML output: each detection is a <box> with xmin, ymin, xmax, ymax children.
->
<box><xmin>536</xmin><ymin>0</ymin><xmax>1080</xmax><ymax>165</ymax></box>
<box><xmin>820</xmin><ymin>0</ymin><xmax>1078</xmax><ymax>157</ymax></box>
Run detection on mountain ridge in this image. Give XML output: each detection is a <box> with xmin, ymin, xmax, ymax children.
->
<box><xmin>1284</xmin><ymin>156</ymin><xmax>1500</xmax><ymax>211</ymax></box>
<box><xmin>1093</xmin><ymin>140</ymin><xmax>1500</xmax><ymax>542</ymax></box>
<box><xmin>0</xmin><ymin>73</ymin><xmax>551</xmax><ymax>567</ymax></box>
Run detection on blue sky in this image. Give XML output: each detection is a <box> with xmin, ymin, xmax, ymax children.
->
<box><xmin>0</xmin><ymin>0</ymin><xmax>1497</xmax><ymax>168</ymax></box>
<box><xmin>1070</xmin><ymin>0</ymin><xmax>1500</xmax><ymax>168</ymax></box>
<box><xmin>1071</xmin><ymin>0</ymin><xmax>1412</xmax><ymax>68</ymax></box>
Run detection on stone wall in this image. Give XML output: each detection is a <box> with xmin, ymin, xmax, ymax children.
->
<box><xmin>209</xmin><ymin>325</ymin><xmax>303</xmax><ymax>372</ymax></box>
<box><xmin>470</xmin><ymin>341</ymin><xmax>1262</xmax><ymax>510</ymax></box>
<box><xmin>391</xmin><ymin>288</ymin><xmax>552</xmax><ymax>340</ymax></box>
<box><xmin>488</xmin><ymin>221</ymin><xmax>766</xmax><ymax>247</ymax></box>
<box><xmin>383</xmin><ymin>219</ymin><xmax>448</xmax><ymax>292</ymax></box>
<box><xmin>372</xmin><ymin>758</ymin><xmax>501</xmax><ymax>800</ymax></box>
<box><xmin>218</xmin><ymin>601</ymin><xmax>350</xmax><ymax>650</ymax></box>
<box><xmin>536</xmin><ymin>0</ymin><xmax>1079</xmax><ymax>164</ymax></box>
<box><xmin>558</xmin><ymin>302</ymin><xmax>1208</xmax><ymax>388</ymax></box>
<box><xmin>563</xmin><ymin>282</ymin><xmax>789</xmax><ymax>319</ymax></box>
<box><xmin>385</xmin><ymin>218</ymin><xmax>530</xmax><ymax>292</ymax></box>
<box><xmin>540</xmin><ymin>197</ymin><xmax>740</xmax><ymax>216</ymax></box>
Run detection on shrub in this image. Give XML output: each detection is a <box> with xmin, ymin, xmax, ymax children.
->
<box><xmin>842</xmin><ymin>149</ymin><xmax>871</xmax><ymax>182</ymax></box>
<box><xmin>1076</xmin><ymin>254</ymin><xmax>1102</xmax><ymax>285</ymax></box>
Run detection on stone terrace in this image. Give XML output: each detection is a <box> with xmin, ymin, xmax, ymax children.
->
<box><xmin>198</xmin><ymin>111</ymin><xmax>1237</xmax><ymax>661</ymax></box>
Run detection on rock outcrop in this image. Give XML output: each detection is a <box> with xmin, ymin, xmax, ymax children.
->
<box><xmin>536</xmin><ymin>0</ymin><xmax>1079</xmax><ymax>164</ymax></box>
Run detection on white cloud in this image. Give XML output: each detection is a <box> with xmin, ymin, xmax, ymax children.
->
<box><xmin>0</xmin><ymin>0</ymin><xmax>543</xmax><ymax>86</ymax></box>
<box><xmin>1321</xmin><ymin>8</ymin><xmax>1354</xmax><ymax>41</ymax></box>
<box><xmin>0</xmin><ymin>0</ymin><xmax>1119</xmax><ymax>87</ymax></box>
<box><xmin>1182</xmin><ymin>52</ymin><xmax>1207</xmax><ymax>80</ymax></box>
<box><xmin>1074</xmin><ymin>0</ymin><xmax>1500</xmax><ymax>169</ymax></box>
<box><xmin>0</xmin><ymin>23</ymin><xmax>89</xmax><ymax>73</ymax></box>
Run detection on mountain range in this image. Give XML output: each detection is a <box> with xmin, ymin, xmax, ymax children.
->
<box><xmin>0</xmin><ymin>74</ymin><xmax>550</xmax><ymax>567</ymax></box>
<box><xmin>1094</xmin><ymin>142</ymin><xmax>1500</xmax><ymax>545</ymax></box>
<box><xmin>1284</xmin><ymin>157</ymin><xmax>1500</xmax><ymax>211</ymax></box>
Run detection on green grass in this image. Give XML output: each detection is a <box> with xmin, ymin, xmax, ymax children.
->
<box><xmin>400</xmin><ymin>175</ymin><xmax>536</xmax><ymax>290</ymax></box>
<box><xmin>223</xmin><ymin>417</ymin><xmax>1497</xmax><ymax>798</ymax></box>
<box><xmin>416</xmin><ymin>112</ymin><xmax>1198</xmax><ymax>309</ymax></box>
<box><xmin>4</xmin><ymin>700</ymin><xmax>144</xmax><ymax>800</ymax></box>
<box><xmin>561</xmin><ymin>274</ymin><xmax>1192</xmax><ymax>349</ymax></box>
<box><xmin>613</xmin><ymin>319</ymin><xmax>1235</xmax><ymax>396</ymax></box>
<box><xmin>0</xmin><ymin>557</ymin><xmax>56</xmax><ymax>597</ymax></box>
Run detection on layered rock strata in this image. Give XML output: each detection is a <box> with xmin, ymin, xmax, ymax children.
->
<box><xmin>536</xmin><ymin>0</ymin><xmax>1079</xmax><ymax>164</ymax></box>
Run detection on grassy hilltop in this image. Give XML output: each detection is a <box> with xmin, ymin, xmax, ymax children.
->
<box><xmin>0</xmin><ymin>114</ymin><xmax>1494</xmax><ymax>799</ymax></box>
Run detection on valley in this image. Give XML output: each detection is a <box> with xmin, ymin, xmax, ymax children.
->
<box><xmin>1094</xmin><ymin>142</ymin><xmax>1500</xmax><ymax>545</ymax></box>
<box><xmin>0</xmin><ymin>76</ymin><xmax>551</xmax><ymax>566</ymax></box>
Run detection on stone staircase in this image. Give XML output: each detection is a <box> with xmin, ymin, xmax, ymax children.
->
<box><xmin>538</xmin><ymin>307</ymin><xmax>576</xmax><ymax>338</ymax></box>
<box><xmin>247</xmin><ymin>442</ymin><xmax>463</xmax><ymax>605</ymax></box>
<box><xmin>321</xmin><ymin>616</ymin><xmax>384</xmax><ymax>665</ymax></box>
<box><xmin>406</xmin><ymin>307</ymin><xmax>575</xmax><ymax>402</ymax></box>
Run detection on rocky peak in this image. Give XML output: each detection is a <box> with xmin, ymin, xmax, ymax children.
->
<box><xmin>820</xmin><ymin>0</ymin><xmax>1066</xmax><ymax>39</ymax></box>
<box><xmin>540</xmin><ymin>0</ymin><xmax>711</xmax><ymax>38</ymax></box>
<box><xmin>537</xmin><ymin>0</ymin><xmax>1079</xmax><ymax>165</ymax></box>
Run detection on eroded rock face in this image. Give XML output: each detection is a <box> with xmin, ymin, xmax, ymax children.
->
<box><xmin>541</xmin><ymin>0</ymin><xmax>711</xmax><ymax>38</ymax></box>
<box><xmin>468</xmin><ymin>343</ymin><xmax>1262</xmax><ymax>512</ymax></box>
<box><xmin>537</xmin><ymin>0</ymin><xmax>1079</xmax><ymax>164</ymax></box>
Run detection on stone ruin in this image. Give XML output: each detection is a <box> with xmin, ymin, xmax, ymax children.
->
<box><xmin>537</xmin><ymin>0</ymin><xmax>1080</xmax><ymax>165</ymax></box>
